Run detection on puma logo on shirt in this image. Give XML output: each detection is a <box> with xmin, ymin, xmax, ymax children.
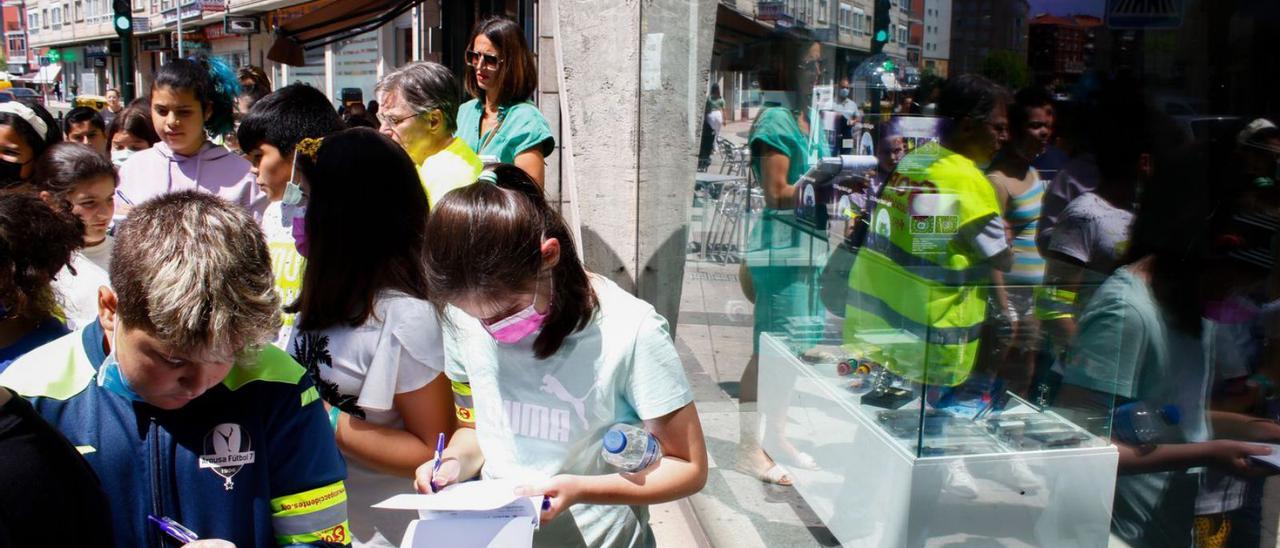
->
<box><xmin>496</xmin><ymin>374</ymin><xmax>596</xmax><ymax>443</ymax></box>
<box><xmin>540</xmin><ymin>374</ymin><xmax>594</xmax><ymax>429</ymax></box>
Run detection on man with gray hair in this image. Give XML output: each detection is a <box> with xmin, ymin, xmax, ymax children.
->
<box><xmin>376</xmin><ymin>61</ymin><xmax>483</xmax><ymax>207</ymax></box>
<box><xmin>0</xmin><ymin>191</ymin><xmax>351</xmax><ymax>546</ymax></box>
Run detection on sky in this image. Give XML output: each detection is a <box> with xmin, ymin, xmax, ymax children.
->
<box><xmin>1028</xmin><ymin>0</ymin><xmax>1105</xmax><ymax>17</ymax></box>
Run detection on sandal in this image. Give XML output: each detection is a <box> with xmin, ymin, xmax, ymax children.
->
<box><xmin>791</xmin><ymin>451</ymin><xmax>820</xmax><ymax>471</ymax></box>
<box><xmin>738</xmin><ymin>463</ymin><xmax>793</xmax><ymax>486</ymax></box>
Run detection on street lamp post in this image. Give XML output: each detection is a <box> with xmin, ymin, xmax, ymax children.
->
<box><xmin>176</xmin><ymin>0</ymin><xmax>185</xmax><ymax>58</ymax></box>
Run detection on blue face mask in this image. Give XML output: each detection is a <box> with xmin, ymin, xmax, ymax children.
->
<box><xmin>95</xmin><ymin>329</ymin><xmax>145</xmax><ymax>402</ymax></box>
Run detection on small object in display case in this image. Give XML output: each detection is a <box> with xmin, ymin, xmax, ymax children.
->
<box><xmin>862</xmin><ymin>386</ymin><xmax>913</xmax><ymax>409</ymax></box>
<box><xmin>837</xmin><ymin>361</ymin><xmax>853</xmax><ymax>376</ymax></box>
<box><xmin>985</xmin><ymin>418</ymin><xmax>1026</xmax><ymax>439</ymax></box>
<box><xmin>1018</xmin><ymin>429</ymin><xmax>1092</xmax><ymax>450</ymax></box>
<box><xmin>801</xmin><ymin>346</ymin><xmax>845</xmax><ymax>365</ymax></box>
<box><xmin>878</xmin><ymin>408</ymin><xmax>952</xmax><ymax>438</ymax></box>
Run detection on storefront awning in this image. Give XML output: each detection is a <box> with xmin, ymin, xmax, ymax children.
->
<box><xmin>268</xmin><ymin>0</ymin><xmax>422</xmax><ymax>66</ymax></box>
<box><xmin>16</xmin><ymin>64</ymin><xmax>63</xmax><ymax>84</ymax></box>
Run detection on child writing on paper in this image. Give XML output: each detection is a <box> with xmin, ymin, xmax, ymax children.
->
<box><xmin>412</xmin><ymin>164</ymin><xmax>708</xmax><ymax>547</ymax></box>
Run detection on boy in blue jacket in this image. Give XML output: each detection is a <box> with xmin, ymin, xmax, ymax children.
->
<box><xmin>0</xmin><ymin>190</ymin><xmax>350</xmax><ymax>547</ymax></box>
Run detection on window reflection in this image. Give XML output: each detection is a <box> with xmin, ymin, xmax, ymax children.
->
<box><xmin>683</xmin><ymin>1</ymin><xmax>1280</xmax><ymax>546</ymax></box>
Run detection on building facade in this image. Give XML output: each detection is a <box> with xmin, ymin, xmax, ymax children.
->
<box><xmin>922</xmin><ymin>0</ymin><xmax>949</xmax><ymax>76</ymax></box>
<box><xmin>1</xmin><ymin>1</ymin><xmax>35</xmax><ymax>76</ymax></box>
<box><xmin>948</xmin><ymin>0</ymin><xmax>1028</xmax><ymax>77</ymax></box>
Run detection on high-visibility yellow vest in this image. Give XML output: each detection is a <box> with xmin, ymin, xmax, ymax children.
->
<box><xmin>843</xmin><ymin>142</ymin><xmax>1002</xmax><ymax>386</ymax></box>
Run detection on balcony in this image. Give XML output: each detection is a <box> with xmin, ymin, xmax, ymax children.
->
<box><xmin>757</xmin><ymin>1</ymin><xmax>800</xmax><ymax>28</ymax></box>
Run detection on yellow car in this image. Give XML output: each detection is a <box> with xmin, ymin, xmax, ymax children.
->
<box><xmin>73</xmin><ymin>94</ymin><xmax>109</xmax><ymax>110</ymax></box>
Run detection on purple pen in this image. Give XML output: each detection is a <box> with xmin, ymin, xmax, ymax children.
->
<box><xmin>430</xmin><ymin>432</ymin><xmax>445</xmax><ymax>493</ymax></box>
<box><xmin>148</xmin><ymin>514</ymin><xmax>199</xmax><ymax>544</ymax></box>
<box><xmin>541</xmin><ymin>495</ymin><xmax>551</xmax><ymax>511</ymax></box>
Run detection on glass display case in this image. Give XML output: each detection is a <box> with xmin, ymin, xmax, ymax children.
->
<box><xmin>750</xmin><ymin>148</ymin><xmax>1121</xmax><ymax>546</ymax></box>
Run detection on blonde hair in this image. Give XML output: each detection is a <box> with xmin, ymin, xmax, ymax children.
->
<box><xmin>110</xmin><ymin>191</ymin><xmax>280</xmax><ymax>359</ymax></box>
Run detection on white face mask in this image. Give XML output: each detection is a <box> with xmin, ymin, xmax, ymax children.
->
<box><xmin>111</xmin><ymin>148</ymin><xmax>136</xmax><ymax>168</ymax></box>
<box><xmin>281</xmin><ymin>148</ymin><xmax>304</xmax><ymax>206</ymax></box>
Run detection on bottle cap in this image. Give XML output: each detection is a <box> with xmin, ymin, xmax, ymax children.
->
<box><xmin>603</xmin><ymin>430</ymin><xmax>628</xmax><ymax>454</ymax></box>
<box><xmin>1159</xmin><ymin>404</ymin><xmax>1182</xmax><ymax>425</ymax></box>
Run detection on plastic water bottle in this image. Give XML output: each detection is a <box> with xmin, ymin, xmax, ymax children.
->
<box><xmin>1112</xmin><ymin>402</ymin><xmax>1182</xmax><ymax>445</ymax></box>
<box><xmin>601</xmin><ymin>423</ymin><xmax>662</xmax><ymax>472</ymax></box>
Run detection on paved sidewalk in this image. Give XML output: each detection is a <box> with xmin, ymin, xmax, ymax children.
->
<box><xmin>671</xmin><ymin>130</ymin><xmax>838</xmax><ymax>546</ymax></box>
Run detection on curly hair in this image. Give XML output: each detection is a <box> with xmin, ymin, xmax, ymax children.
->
<box><xmin>0</xmin><ymin>190</ymin><xmax>84</xmax><ymax>321</ymax></box>
<box><xmin>110</xmin><ymin>190</ymin><xmax>279</xmax><ymax>359</ymax></box>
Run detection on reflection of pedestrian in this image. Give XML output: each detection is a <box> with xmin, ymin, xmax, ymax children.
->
<box><xmin>844</xmin><ymin>74</ymin><xmax>1014</xmax><ymax>388</ymax></box>
<box><xmin>698</xmin><ymin>84</ymin><xmax>726</xmax><ymax>170</ymax></box>
<box><xmin>1058</xmin><ymin>145</ymin><xmax>1280</xmax><ymax>548</ymax></box>
<box><xmin>53</xmin><ymin>81</ymin><xmax>62</xmax><ymax>101</ymax></box>
<box><xmin>739</xmin><ymin>40</ymin><xmax>828</xmax><ymax>487</ymax></box>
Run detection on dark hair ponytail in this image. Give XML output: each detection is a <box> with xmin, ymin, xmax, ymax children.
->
<box><xmin>153</xmin><ymin>55</ymin><xmax>241</xmax><ymax>136</ymax></box>
<box><xmin>424</xmin><ymin>163</ymin><xmax>596</xmax><ymax>359</ymax></box>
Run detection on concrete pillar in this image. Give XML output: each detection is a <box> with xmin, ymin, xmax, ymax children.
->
<box><xmin>553</xmin><ymin>0</ymin><xmax>716</xmax><ymax>326</ymax></box>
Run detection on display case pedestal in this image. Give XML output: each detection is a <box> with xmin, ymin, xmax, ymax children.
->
<box><xmin>758</xmin><ymin>334</ymin><xmax>1118</xmax><ymax>547</ymax></box>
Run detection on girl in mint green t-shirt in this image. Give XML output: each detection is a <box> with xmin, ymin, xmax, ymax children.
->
<box><xmin>412</xmin><ymin>164</ymin><xmax>707</xmax><ymax>548</ymax></box>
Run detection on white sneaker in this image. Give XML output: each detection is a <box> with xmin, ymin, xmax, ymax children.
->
<box><xmin>942</xmin><ymin>459</ymin><xmax>979</xmax><ymax>499</ymax></box>
<box><xmin>1004</xmin><ymin>457</ymin><xmax>1042</xmax><ymax>495</ymax></box>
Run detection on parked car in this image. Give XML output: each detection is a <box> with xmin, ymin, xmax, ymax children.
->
<box><xmin>7</xmin><ymin>86</ymin><xmax>42</xmax><ymax>107</ymax></box>
<box><xmin>0</xmin><ymin>91</ymin><xmax>13</xmax><ymax>103</ymax></box>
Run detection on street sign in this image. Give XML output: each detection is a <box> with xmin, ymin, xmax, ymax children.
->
<box><xmin>1105</xmin><ymin>0</ymin><xmax>1184</xmax><ymax>29</ymax></box>
<box><xmin>140</xmin><ymin>35</ymin><xmax>171</xmax><ymax>52</ymax></box>
<box><xmin>224</xmin><ymin>15</ymin><xmax>259</xmax><ymax>35</ymax></box>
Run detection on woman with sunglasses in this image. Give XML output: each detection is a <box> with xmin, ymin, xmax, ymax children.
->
<box><xmin>456</xmin><ymin>16</ymin><xmax>555</xmax><ymax>187</ymax></box>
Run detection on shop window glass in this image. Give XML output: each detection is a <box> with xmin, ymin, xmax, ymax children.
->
<box><xmin>671</xmin><ymin>1</ymin><xmax>1280</xmax><ymax>546</ymax></box>
<box><xmin>332</xmin><ymin>30</ymin><xmax>379</xmax><ymax>110</ymax></box>
<box><xmin>289</xmin><ymin>42</ymin><xmax>326</xmax><ymax>93</ymax></box>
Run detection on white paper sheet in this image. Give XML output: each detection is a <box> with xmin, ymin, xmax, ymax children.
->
<box><xmin>1248</xmin><ymin>443</ymin><xmax>1280</xmax><ymax>469</ymax></box>
<box><xmin>374</xmin><ymin>480</ymin><xmax>544</xmax><ymax>548</ymax></box>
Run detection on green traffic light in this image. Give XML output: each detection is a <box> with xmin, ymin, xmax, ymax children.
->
<box><xmin>115</xmin><ymin>14</ymin><xmax>131</xmax><ymax>32</ymax></box>
<box><xmin>875</xmin><ymin>30</ymin><xmax>888</xmax><ymax>43</ymax></box>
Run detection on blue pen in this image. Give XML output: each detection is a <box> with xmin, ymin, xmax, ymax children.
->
<box><xmin>541</xmin><ymin>495</ymin><xmax>551</xmax><ymax>512</ymax></box>
<box><xmin>430</xmin><ymin>432</ymin><xmax>446</xmax><ymax>493</ymax></box>
<box><xmin>148</xmin><ymin>514</ymin><xmax>198</xmax><ymax>544</ymax></box>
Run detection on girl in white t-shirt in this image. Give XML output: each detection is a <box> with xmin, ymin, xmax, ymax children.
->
<box><xmin>288</xmin><ymin>128</ymin><xmax>454</xmax><ymax>548</ymax></box>
<box><xmin>32</xmin><ymin>142</ymin><xmax>117</xmax><ymax>329</ymax></box>
<box><xmin>413</xmin><ymin>163</ymin><xmax>708</xmax><ymax>548</ymax></box>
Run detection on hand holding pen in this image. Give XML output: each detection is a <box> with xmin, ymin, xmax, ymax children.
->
<box><xmin>413</xmin><ymin>432</ymin><xmax>460</xmax><ymax>494</ymax></box>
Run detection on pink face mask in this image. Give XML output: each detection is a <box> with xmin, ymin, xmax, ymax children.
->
<box><xmin>290</xmin><ymin>204</ymin><xmax>309</xmax><ymax>257</ymax></box>
<box><xmin>483</xmin><ymin>279</ymin><xmax>549</xmax><ymax>344</ymax></box>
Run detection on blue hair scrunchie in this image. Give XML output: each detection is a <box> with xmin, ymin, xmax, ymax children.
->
<box><xmin>477</xmin><ymin>170</ymin><xmax>498</xmax><ymax>184</ymax></box>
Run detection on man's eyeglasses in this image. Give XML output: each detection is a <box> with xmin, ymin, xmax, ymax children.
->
<box><xmin>377</xmin><ymin>111</ymin><xmax>420</xmax><ymax>127</ymax></box>
<box><xmin>465</xmin><ymin>50</ymin><xmax>503</xmax><ymax>70</ymax></box>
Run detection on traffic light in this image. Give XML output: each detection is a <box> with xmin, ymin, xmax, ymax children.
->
<box><xmin>113</xmin><ymin>0</ymin><xmax>136</xmax><ymax>102</ymax></box>
<box><xmin>113</xmin><ymin>0</ymin><xmax>132</xmax><ymax>34</ymax></box>
<box><xmin>872</xmin><ymin>0</ymin><xmax>892</xmax><ymax>54</ymax></box>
